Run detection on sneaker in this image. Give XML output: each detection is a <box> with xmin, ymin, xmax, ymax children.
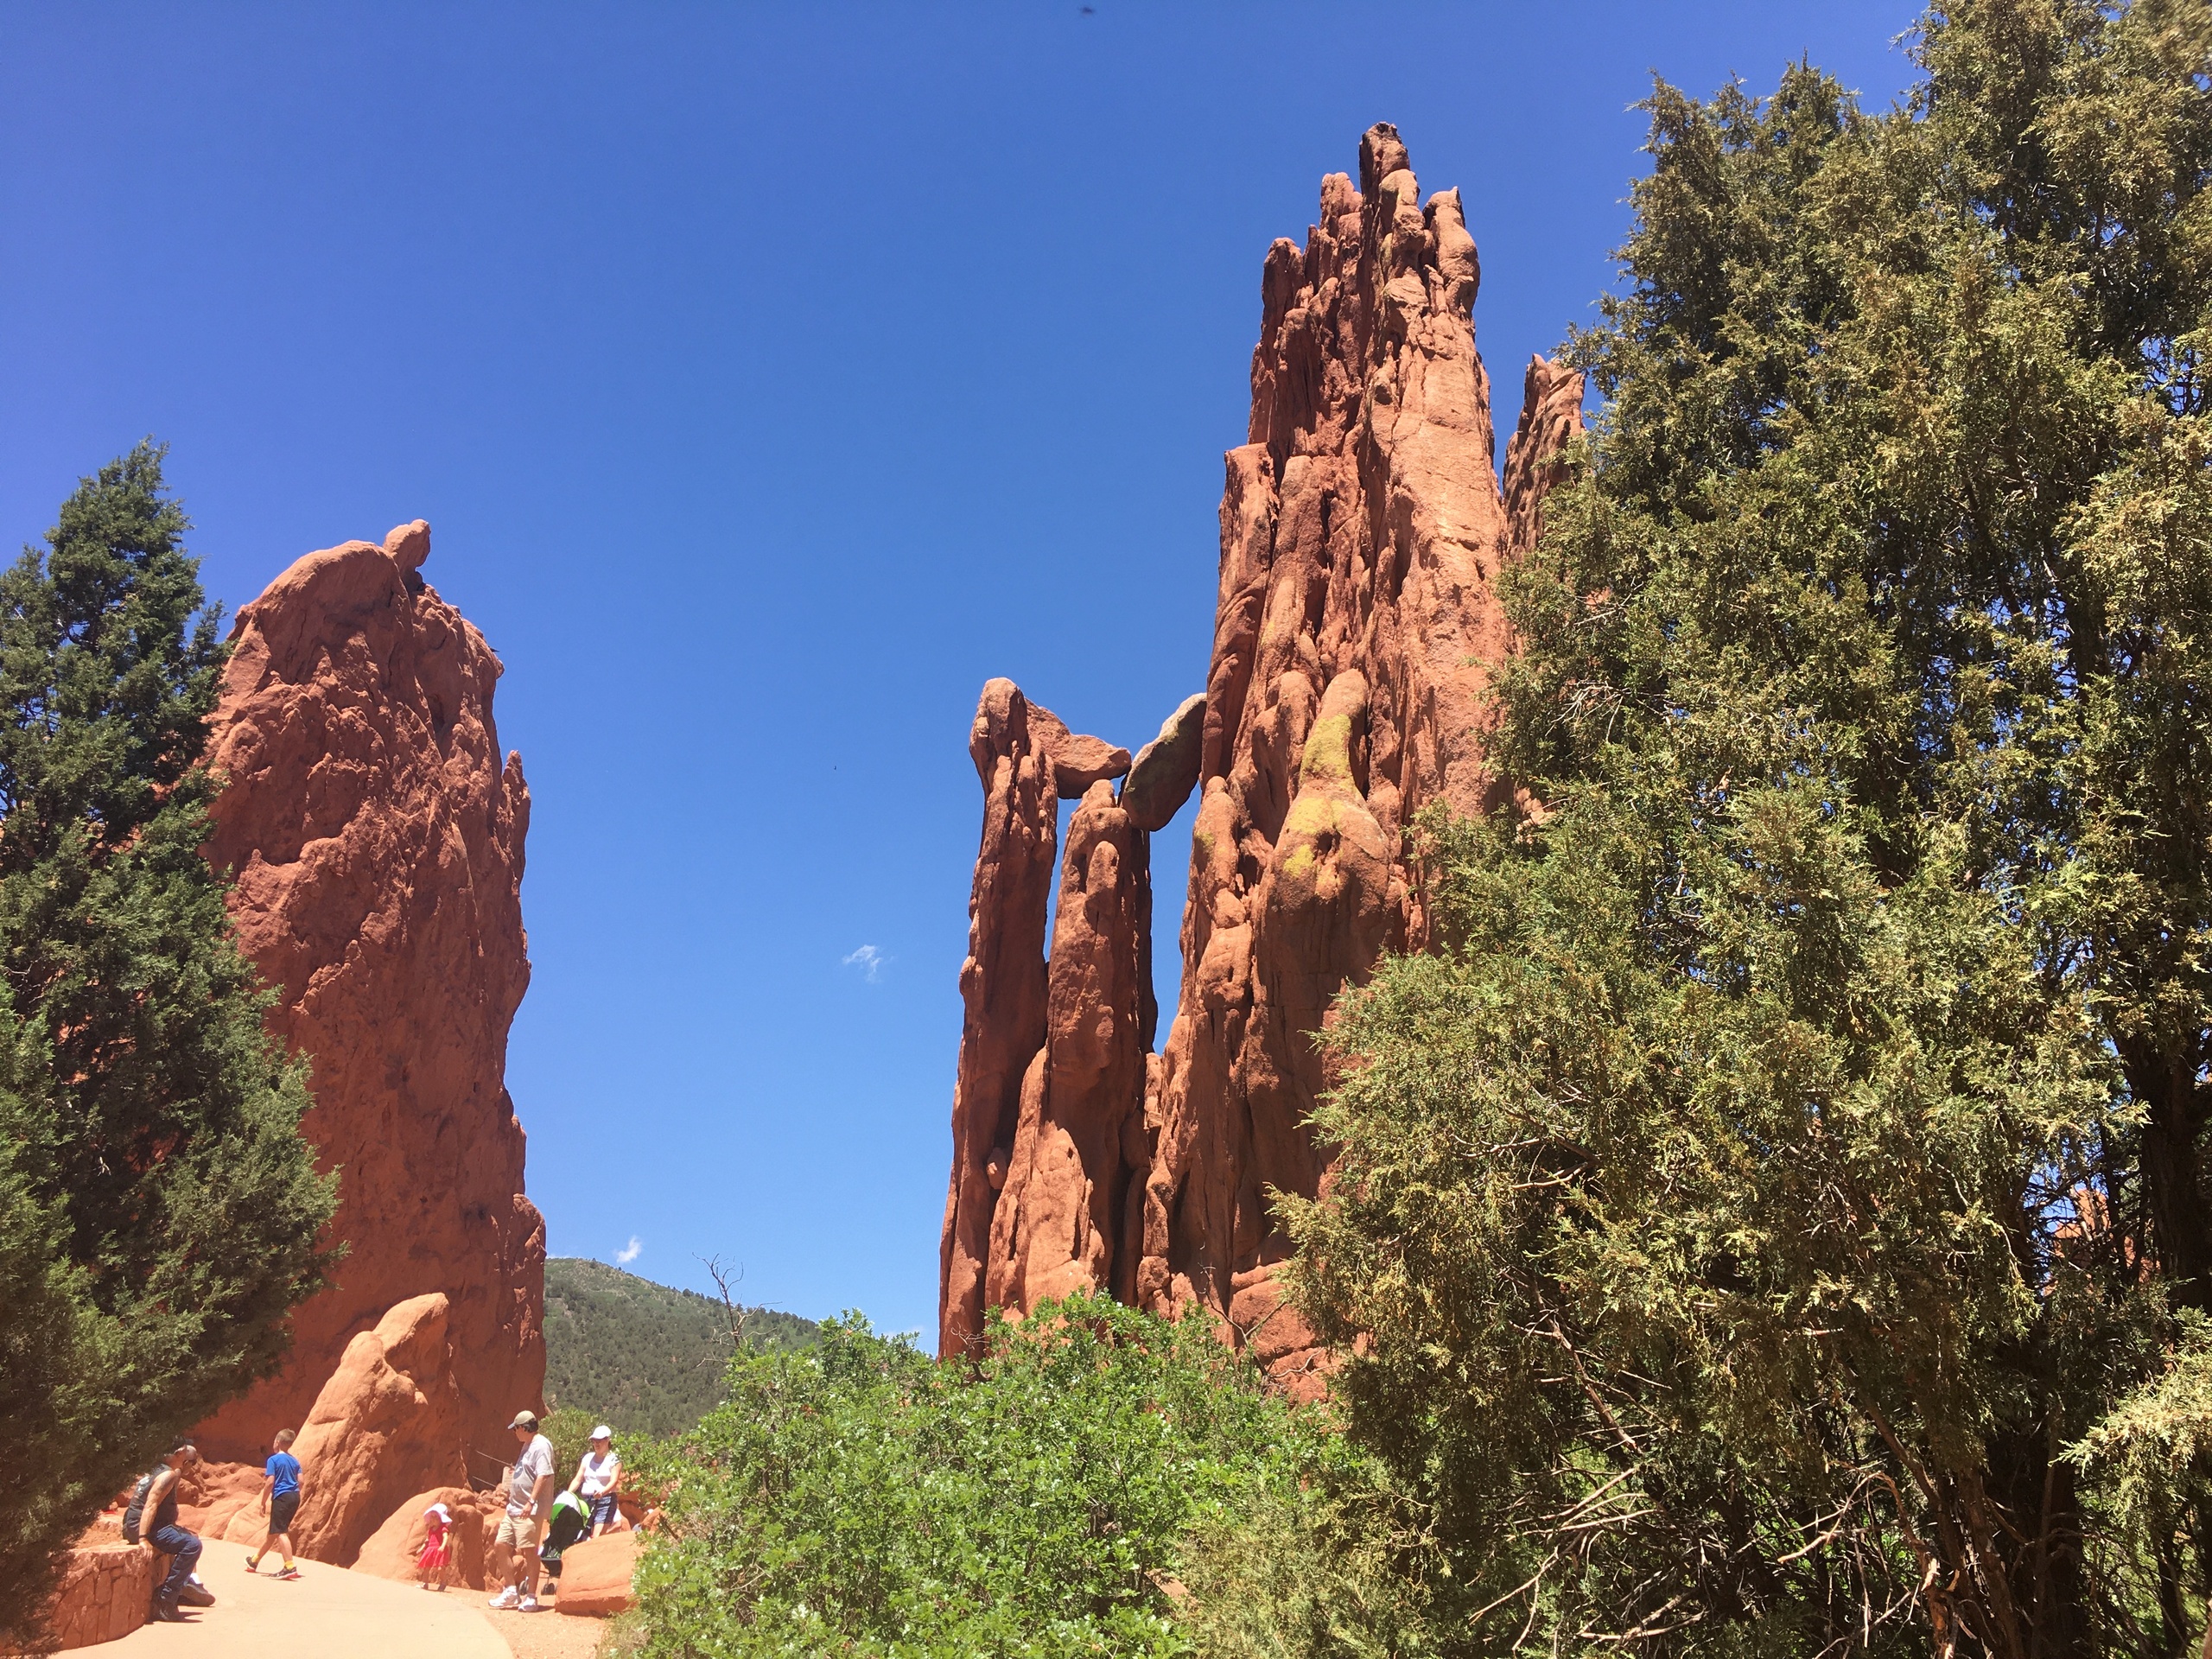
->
<box><xmin>517</xmin><ymin>1597</ymin><xmax>541</xmax><ymax>1613</ymax></box>
<box><xmin>274</xmin><ymin>1567</ymin><xmax>301</xmax><ymax>1581</ymax></box>
<box><xmin>487</xmin><ymin>1587</ymin><xmax>520</xmax><ymax>1609</ymax></box>
<box><xmin>244</xmin><ymin>1560</ymin><xmax>258</xmax><ymax>1573</ymax></box>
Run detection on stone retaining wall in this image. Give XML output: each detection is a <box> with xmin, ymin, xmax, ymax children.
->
<box><xmin>5</xmin><ymin>1518</ymin><xmax>155</xmax><ymax>1654</ymax></box>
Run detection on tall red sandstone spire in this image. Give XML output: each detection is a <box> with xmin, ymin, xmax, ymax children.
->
<box><xmin>192</xmin><ymin>520</ymin><xmax>543</xmax><ymax>1465</ymax></box>
<box><xmin>940</xmin><ymin>125</ymin><xmax>1584</xmax><ymax>1386</ymax></box>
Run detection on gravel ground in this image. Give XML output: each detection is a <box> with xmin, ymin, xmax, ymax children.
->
<box><xmin>477</xmin><ymin>1599</ymin><xmax>607</xmax><ymax>1659</ymax></box>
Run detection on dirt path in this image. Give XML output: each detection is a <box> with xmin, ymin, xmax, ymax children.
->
<box><xmin>98</xmin><ymin>1537</ymin><xmax>602</xmax><ymax>1659</ymax></box>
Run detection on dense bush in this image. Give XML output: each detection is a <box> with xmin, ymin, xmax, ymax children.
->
<box><xmin>626</xmin><ymin>1294</ymin><xmax>1307</xmax><ymax>1657</ymax></box>
<box><xmin>1271</xmin><ymin>2</ymin><xmax>2212</xmax><ymax>1653</ymax></box>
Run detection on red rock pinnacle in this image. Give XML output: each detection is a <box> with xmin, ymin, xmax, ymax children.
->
<box><xmin>939</xmin><ymin>126</ymin><xmax>1586</xmax><ymax>1393</ymax></box>
<box><xmin>191</xmin><ymin>523</ymin><xmax>544</xmax><ymax>1466</ymax></box>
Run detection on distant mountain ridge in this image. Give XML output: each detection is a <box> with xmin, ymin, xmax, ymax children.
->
<box><xmin>542</xmin><ymin>1256</ymin><xmax>818</xmax><ymax>1438</ymax></box>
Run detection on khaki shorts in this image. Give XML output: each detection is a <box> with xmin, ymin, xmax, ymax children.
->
<box><xmin>495</xmin><ymin>1513</ymin><xmax>538</xmax><ymax>1553</ymax></box>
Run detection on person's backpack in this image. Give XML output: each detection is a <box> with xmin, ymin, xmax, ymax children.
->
<box><xmin>121</xmin><ymin>1471</ymin><xmax>156</xmax><ymax>1545</ymax></box>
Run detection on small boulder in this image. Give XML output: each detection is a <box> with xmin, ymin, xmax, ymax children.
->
<box><xmin>382</xmin><ymin>518</ymin><xmax>430</xmax><ymax>573</ymax></box>
<box><xmin>554</xmin><ymin>1529</ymin><xmax>640</xmax><ymax>1617</ymax></box>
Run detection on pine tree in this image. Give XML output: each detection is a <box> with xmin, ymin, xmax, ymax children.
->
<box><xmin>1281</xmin><ymin>3</ymin><xmax>2212</xmax><ymax>1652</ymax></box>
<box><xmin>0</xmin><ymin>444</ymin><xmax>335</xmax><ymax>1637</ymax></box>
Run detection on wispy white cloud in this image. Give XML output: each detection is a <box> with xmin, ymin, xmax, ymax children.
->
<box><xmin>842</xmin><ymin>944</ymin><xmax>888</xmax><ymax>982</ymax></box>
<box><xmin>616</xmin><ymin>1236</ymin><xmax>642</xmax><ymax>1265</ymax></box>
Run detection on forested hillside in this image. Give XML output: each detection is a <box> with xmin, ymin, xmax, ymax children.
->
<box><xmin>542</xmin><ymin>1257</ymin><xmax>817</xmax><ymax>1438</ymax></box>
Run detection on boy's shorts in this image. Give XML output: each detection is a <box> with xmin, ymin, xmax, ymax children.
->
<box><xmin>495</xmin><ymin>1513</ymin><xmax>538</xmax><ymax>1552</ymax></box>
<box><xmin>268</xmin><ymin>1491</ymin><xmax>300</xmax><ymax>1536</ymax></box>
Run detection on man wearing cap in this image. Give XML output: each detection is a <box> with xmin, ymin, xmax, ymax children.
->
<box><xmin>487</xmin><ymin>1410</ymin><xmax>556</xmax><ymax>1612</ymax></box>
<box><xmin>569</xmin><ymin>1425</ymin><xmax>622</xmax><ymax>1536</ymax></box>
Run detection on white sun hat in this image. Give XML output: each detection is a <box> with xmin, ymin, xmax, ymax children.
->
<box><xmin>591</xmin><ymin>1425</ymin><xmax>613</xmax><ymax>1441</ymax></box>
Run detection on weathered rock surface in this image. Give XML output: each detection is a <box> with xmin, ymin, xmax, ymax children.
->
<box><xmin>984</xmin><ymin>780</ymin><xmax>1153</xmax><ymax>1315</ymax></box>
<box><xmin>940</xmin><ymin>683</ymin><xmax>1198</xmax><ymax>1356</ymax></box>
<box><xmin>938</xmin><ymin>127</ymin><xmax>1584</xmax><ymax>1390</ymax></box>
<box><xmin>1137</xmin><ymin>125</ymin><xmax>1579</xmax><ymax>1389</ymax></box>
<box><xmin>1502</xmin><ymin>353</ymin><xmax>1587</xmax><ymax>557</ymax></box>
<box><xmin>941</xmin><ymin>682</ymin><xmax>1063</xmax><ymax>1357</ymax></box>
<box><xmin>354</xmin><ymin>1485</ymin><xmax>502</xmax><ymax>1592</ymax></box>
<box><xmin>175</xmin><ymin>1458</ymin><xmax>265</xmax><ymax>1541</ymax></box>
<box><xmin>191</xmin><ymin>522</ymin><xmax>543</xmax><ymax>1470</ymax></box>
<box><xmin>1032</xmin><ymin>706</ymin><xmax>1133</xmax><ymax>798</ymax></box>
<box><xmin>285</xmin><ymin>1294</ymin><xmax>469</xmax><ymax>1566</ymax></box>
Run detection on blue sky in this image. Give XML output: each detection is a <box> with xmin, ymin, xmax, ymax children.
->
<box><xmin>1</xmin><ymin>2</ymin><xmax>1920</xmax><ymax>1338</ymax></box>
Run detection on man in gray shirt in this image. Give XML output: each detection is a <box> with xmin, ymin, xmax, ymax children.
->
<box><xmin>488</xmin><ymin>1410</ymin><xmax>556</xmax><ymax>1611</ymax></box>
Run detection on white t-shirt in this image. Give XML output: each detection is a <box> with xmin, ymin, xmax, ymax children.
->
<box><xmin>506</xmin><ymin>1433</ymin><xmax>555</xmax><ymax>1516</ymax></box>
<box><xmin>578</xmin><ymin>1450</ymin><xmax>620</xmax><ymax>1497</ymax></box>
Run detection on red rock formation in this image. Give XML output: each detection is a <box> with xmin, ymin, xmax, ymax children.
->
<box><xmin>941</xmin><ymin>683</ymin><xmax>1062</xmax><ymax>1357</ymax></box>
<box><xmin>1139</xmin><ymin>124</ymin><xmax>1570</xmax><ymax>1394</ymax></box>
<box><xmin>940</xmin><ymin>683</ymin><xmax>1162</xmax><ymax>1355</ymax></box>
<box><xmin>191</xmin><ymin>522</ymin><xmax>543</xmax><ymax>1465</ymax></box>
<box><xmin>174</xmin><ymin>1459</ymin><xmax>264</xmax><ymax>1540</ymax></box>
<box><xmin>937</xmin><ymin>126</ymin><xmax>1586</xmax><ymax>1393</ymax></box>
<box><xmin>287</xmin><ymin>1294</ymin><xmax>469</xmax><ymax>1565</ymax></box>
<box><xmin>983</xmin><ymin>780</ymin><xmax>1152</xmax><ymax>1315</ymax></box>
<box><xmin>1503</xmin><ymin>353</ymin><xmax>1587</xmax><ymax>556</ymax></box>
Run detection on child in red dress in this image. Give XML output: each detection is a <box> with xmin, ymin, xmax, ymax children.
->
<box><xmin>416</xmin><ymin>1502</ymin><xmax>454</xmax><ymax>1592</ymax></box>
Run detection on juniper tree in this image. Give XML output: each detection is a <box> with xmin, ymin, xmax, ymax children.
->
<box><xmin>0</xmin><ymin>444</ymin><xmax>334</xmax><ymax>1637</ymax></box>
<box><xmin>1278</xmin><ymin>3</ymin><xmax>2212</xmax><ymax>1653</ymax></box>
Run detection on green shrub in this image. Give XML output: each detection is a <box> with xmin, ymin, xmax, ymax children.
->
<box><xmin>626</xmin><ymin>1293</ymin><xmax>1306</xmax><ymax>1657</ymax></box>
<box><xmin>0</xmin><ymin>445</ymin><xmax>335</xmax><ymax>1640</ymax></box>
<box><xmin>539</xmin><ymin>1407</ymin><xmax>601</xmax><ymax>1490</ymax></box>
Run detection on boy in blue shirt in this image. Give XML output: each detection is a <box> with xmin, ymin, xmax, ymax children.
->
<box><xmin>245</xmin><ymin>1429</ymin><xmax>303</xmax><ymax>1579</ymax></box>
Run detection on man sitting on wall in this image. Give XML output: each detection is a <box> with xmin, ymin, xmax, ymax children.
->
<box><xmin>125</xmin><ymin>1443</ymin><xmax>205</xmax><ymax>1623</ymax></box>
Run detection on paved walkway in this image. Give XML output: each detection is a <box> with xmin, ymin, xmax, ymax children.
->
<box><xmin>100</xmin><ymin>1537</ymin><xmax>530</xmax><ymax>1658</ymax></box>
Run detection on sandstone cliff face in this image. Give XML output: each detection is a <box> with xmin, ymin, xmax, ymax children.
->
<box><xmin>939</xmin><ymin>127</ymin><xmax>1585</xmax><ymax>1389</ymax></box>
<box><xmin>192</xmin><ymin>522</ymin><xmax>544</xmax><ymax>1462</ymax></box>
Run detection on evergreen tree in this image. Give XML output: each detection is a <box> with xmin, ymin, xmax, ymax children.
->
<box><xmin>0</xmin><ymin>444</ymin><xmax>335</xmax><ymax>1637</ymax></box>
<box><xmin>1278</xmin><ymin>3</ymin><xmax>2212</xmax><ymax>1652</ymax></box>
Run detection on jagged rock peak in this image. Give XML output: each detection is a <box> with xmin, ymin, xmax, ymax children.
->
<box><xmin>938</xmin><ymin>129</ymin><xmax>1589</xmax><ymax>1400</ymax></box>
